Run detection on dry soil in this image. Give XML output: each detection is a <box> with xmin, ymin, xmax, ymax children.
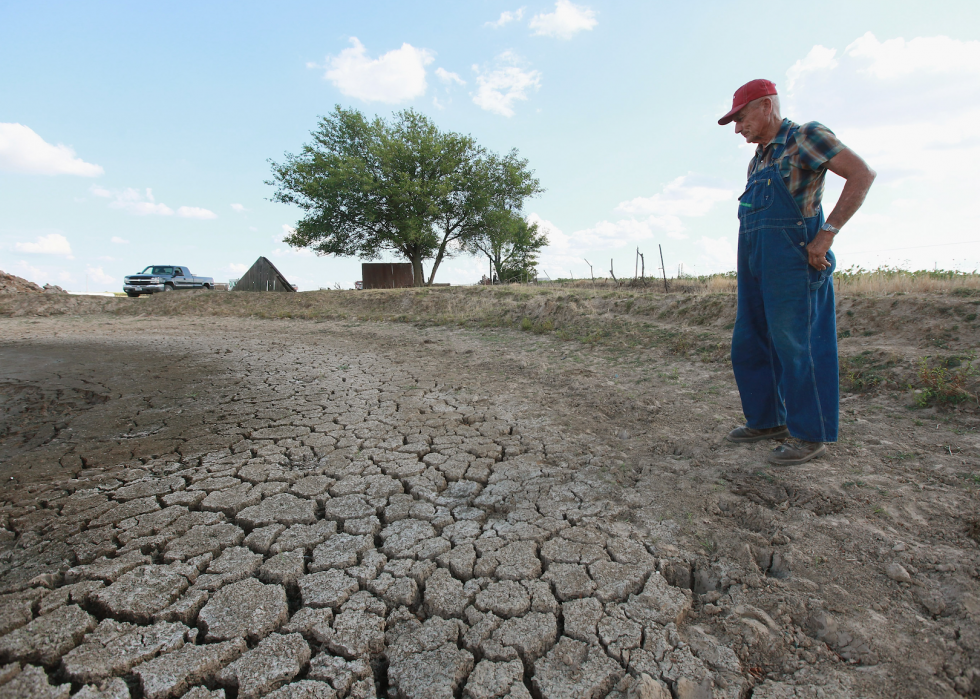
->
<box><xmin>0</xmin><ymin>306</ymin><xmax>978</xmax><ymax>698</ymax></box>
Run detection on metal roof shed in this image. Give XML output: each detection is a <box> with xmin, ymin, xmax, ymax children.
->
<box><xmin>232</xmin><ymin>257</ymin><xmax>296</xmax><ymax>292</ymax></box>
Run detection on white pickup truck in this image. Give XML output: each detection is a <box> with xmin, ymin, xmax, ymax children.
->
<box><xmin>123</xmin><ymin>266</ymin><xmax>214</xmax><ymax>297</ymax></box>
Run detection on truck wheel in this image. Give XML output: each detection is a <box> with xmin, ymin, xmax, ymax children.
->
<box><xmin>163</xmin><ymin>283</ymin><xmax>174</xmax><ymax>292</ymax></box>
<box><xmin>202</xmin><ymin>284</ymin><xmax>211</xmax><ymax>290</ymax></box>
<box><xmin>126</xmin><ymin>292</ymin><xmax>140</xmax><ymax>298</ymax></box>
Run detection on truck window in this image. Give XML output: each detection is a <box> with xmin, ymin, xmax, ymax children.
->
<box><xmin>174</xmin><ymin>269</ymin><xmax>183</xmax><ymax>276</ymax></box>
<box><xmin>143</xmin><ymin>266</ymin><xmax>176</xmax><ymax>275</ymax></box>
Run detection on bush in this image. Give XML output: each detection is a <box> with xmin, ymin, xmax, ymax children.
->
<box><xmin>912</xmin><ymin>356</ymin><xmax>976</xmax><ymax>407</ymax></box>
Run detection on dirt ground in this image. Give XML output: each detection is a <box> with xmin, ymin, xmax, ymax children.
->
<box><xmin>0</xmin><ymin>309</ymin><xmax>978</xmax><ymax>698</ymax></box>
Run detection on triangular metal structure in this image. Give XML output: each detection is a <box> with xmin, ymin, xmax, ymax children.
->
<box><xmin>232</xmin><ymin>256</ymin><xmax>296</xmax><ymax>292</ymax></box>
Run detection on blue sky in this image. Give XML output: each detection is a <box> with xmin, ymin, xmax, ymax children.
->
<box><xmin>2</xmin><ymin>1</ymin><xmax>979</xmax><ymax>291</ymax></box>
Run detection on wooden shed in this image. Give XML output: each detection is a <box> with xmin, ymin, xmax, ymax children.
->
<box><xmin>361</xmin><ymin>263</ymin><xmax>414</xmax><ymax>289</ymax></box>
<box><xmin>232</xmin><ymin>257</ymin><xmax>296</xmax><ymax>292</ymax></box>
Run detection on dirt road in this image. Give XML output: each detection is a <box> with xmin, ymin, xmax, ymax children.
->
<box><xmin>0</xmin><ymin>314</ymin><xmax>977</xmax><ymax>698</ymax></box>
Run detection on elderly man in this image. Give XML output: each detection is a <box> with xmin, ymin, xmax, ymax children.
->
<box><xmin>719</xmin><ymin>79</ymin><xmax>875</xmax><ymax>465</ymax></box>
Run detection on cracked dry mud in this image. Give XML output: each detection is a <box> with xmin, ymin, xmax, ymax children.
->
<box><xmin>0</xmin><ymin>315</ymin><xmax>978</xmax><ymax>698</ymax></box>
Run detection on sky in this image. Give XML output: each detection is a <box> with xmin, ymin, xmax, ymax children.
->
<box><xmin>2</xmin><ymin>0</ymin><xmax>979</xmax><ymax>292</ymax></box>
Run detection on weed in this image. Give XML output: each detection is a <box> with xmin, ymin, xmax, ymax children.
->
<box><xmin>533</xmin><ymin>319</ymin><xmax>555</xmax><ymax>334</ymax></box>
<box><xmin>338</xmin><ymin>364</ymin><xmax>349</xmax><ymax>371</ymax></box>
<box><xmin>840</xmin><ymin>354</ymin><xmax>884</xmax><ymax>392</ymax></box>
<box><xmin>912</xmin><ymin>356</ymin><xmax>976</xmax><ymax>407</ymax></box>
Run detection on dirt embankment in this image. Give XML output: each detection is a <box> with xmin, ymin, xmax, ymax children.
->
<box><xmin>0</xmin><ymin>270</ymin><xmax>67</xmax><ymax>295</ymax></box>
<box><xmin>3</xmin><ymin>286</ymin><xmax>978</xmax><ymax>407</ymax></box>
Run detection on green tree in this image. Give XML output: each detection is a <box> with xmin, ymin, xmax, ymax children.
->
<box><xmin>267</xmin><ymin>106</ymin><xmax>542</xmax><ymax>286</ymax></box>
<box><xmin>467</xmin><ymin>208</ymin><xmax>548</xmax><ymax>283</ymax></box>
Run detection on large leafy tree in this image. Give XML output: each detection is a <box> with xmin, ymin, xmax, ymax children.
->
<box><xmin>267</xmin><ymin>107</ymin><xmax>542</xmax><ymax>286</ymax></box>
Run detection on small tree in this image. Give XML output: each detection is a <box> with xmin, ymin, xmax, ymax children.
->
<box><xmin>468</xmin><ymin>209</ymin><xmax>548</xmax><ymax>283</ymax></box>
<box><xmin>267</xmin><ymin>107</ymin><xmax>542</xmax><ymax>286</ymax></box>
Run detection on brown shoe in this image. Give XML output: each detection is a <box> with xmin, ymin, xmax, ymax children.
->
<box><xmin>767</xmin><ymin>439</ymin><xmax>826</xmax><ymax>465</ymax></box>
<box><xmin>726</xmin><ymin>425</ymin><xmax>790</xmax><ymax>443</ymax></box>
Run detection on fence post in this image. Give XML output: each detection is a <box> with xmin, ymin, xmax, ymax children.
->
<box><xmin>659</xmin><ymin>244</ymin><xmax>668</xmax><ymax>293</ymax></box>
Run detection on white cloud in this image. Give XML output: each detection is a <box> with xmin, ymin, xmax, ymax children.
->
<box><xmin>177</xmin><ymin>206</ymin><xmax>217</xmax><ymax>220</ymax></box>
<box><xmin>435</xmin><ymin>67</ymin><xmax>465</xmax><ymax>86</ymax></box>
<box><xmin>0</xmin><ymin>123</ymin><xmax>104</xmax><ymax>176</ymax></box>
<box><xmin>472</xmin><ymin>52</ymin><xmax>541</xmax><ymax>117</ymax></box>
<box><xmin>85</xmin><ymin>266</ymin><xmax>115</xmax><ymax>288</ymax></box>
<box><xmin>231</xmin><ymin>203</ymin><xmax>246</xmax><ymax>213</ymax></box>
<box><xmin>228</xmin><ymin>263</ymin><xmax>248</xmax><ymax>275</ymax></box>
<box><xmin>531</xmin><ymin>174</ymin><xmax>738</xmax><ymax>275</ymax></box>
<box><xmin>14</xmin><ymin>233</ymin><xmax>73</xmax><ymax>257</ymax></box>
<box><xmin>94</xmin><ymin>186</ymin><xmax>174</xmax><ymax>216</ymax></box>
<box><xmin>111</xmin><ymin>236</ymin><xmax>129</xmax><ymax>244</ymax></box>
<box><xmin>529</xmin><ymin>0</ymin><xmax>597</xmax><ymax>40</ymax></box>
<box><xmin>319</xmin><ymin>38</ymin><xmax>434</xmax><ymax>103</ymax></box>
<box><xmin>786</xmin><ymin>45</ymin><xmax>838</xmax><ymax>91</ymax></box>
<box><xmin>845</xmin><ymin>32</ymin><xmax>980</xmax><ymax>80</ymax></box>
<box><xmin>698</xmin><ymin>236</ymin><xmax>737</xmax><ymax>269</ymax></box>
<box><xmin>616</xmin><ymin>175</ymin><xmax>734</xmax><ymax>217</ymax></box>
<box><xmin>432</xmin><ymin>96</ymin><xmax>446</xmax><ymax>110</ymax></box>
<box><xmin>485</xmin><ymin>8</ymin><xmax>525</xmax><ymax>28</ymax></box>
<box><xmin>89</xmin><ymin>185</ymin><xmax>214</xmax><ymax>219</ymax></box>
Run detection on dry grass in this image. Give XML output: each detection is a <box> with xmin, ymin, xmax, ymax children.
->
<box><xmin>834</xmin><ymin>266</ymin><xmax>980</xmax><ymax>296</ymax></box>
<box><xmin>544</xmin><ymin>266</ymin><xmax>980</xmax><ymax>296</ymax></box>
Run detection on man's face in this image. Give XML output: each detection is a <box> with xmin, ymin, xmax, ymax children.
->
<box><xmin>732</xmin><ymin>98</ymin><xmax>770</xmax><ymax>144</ymax></box>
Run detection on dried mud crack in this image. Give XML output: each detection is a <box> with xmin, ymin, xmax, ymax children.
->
<box><xmin>0</xmin><ymin>315</ymin><xmax>978</xmax><ymax>698</ymax></box>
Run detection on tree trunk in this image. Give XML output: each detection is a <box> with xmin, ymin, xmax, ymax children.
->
<box><xmin>426</xmin><ymin>254</ymin><xmax>443</xmax><ymax>286</ymax></box>
<box><xmin>492</xmin><ymin>253</ymin><xmax>504</xmax><ymax>284</ymax></box>
<box><xmin>410</xmin><ymin>253</ymin><xmax>425</xmax><ymax>287</ymax></box>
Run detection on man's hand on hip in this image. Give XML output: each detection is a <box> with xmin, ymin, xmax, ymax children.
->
<box><xmin>806</xmin><ymin>229</ymin><xmax>835</xmax><ymax>271</ymax></box>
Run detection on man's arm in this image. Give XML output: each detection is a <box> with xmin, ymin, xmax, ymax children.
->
<box><xmin>807</xmin><ymin>148</ymin><xmax>877</xmax><ymax>270</ymax></box>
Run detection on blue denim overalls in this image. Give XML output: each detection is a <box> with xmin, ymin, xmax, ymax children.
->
<box><xmin>731</xmin><ymin>126</ymin><xmax>839</xmax><ymax>443</ymax></box>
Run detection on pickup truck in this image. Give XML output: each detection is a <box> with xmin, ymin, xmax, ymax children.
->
<box><xmin>123</xmin><ymin>266</ymin><xmax>214</xmax><ymax>297</ymax></box>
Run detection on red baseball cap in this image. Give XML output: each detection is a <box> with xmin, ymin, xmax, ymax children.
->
<box><xmin>718</xmin><ymin>79</ymin><xmax>777</xmax><ymax>125</ymax></box>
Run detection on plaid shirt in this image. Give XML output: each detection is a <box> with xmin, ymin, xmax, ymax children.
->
<box><xmin>748</xmin><ymin>118</ymin><xmax>846</xmax><ymax>217</ymax></box>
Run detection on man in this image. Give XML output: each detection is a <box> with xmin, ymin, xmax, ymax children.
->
<box><xmin>718</xmin><ymin>79</ymin><xmax>875</xmax><ymax>465</ymax></box>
